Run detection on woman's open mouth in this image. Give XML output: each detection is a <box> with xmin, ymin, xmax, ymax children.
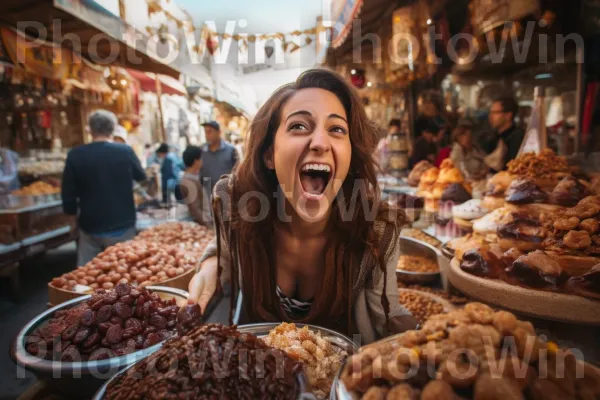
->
<box><xmin>299</xmin><ymin>163</ymin><xmax>333</xmax><ymax>199</ymax></box>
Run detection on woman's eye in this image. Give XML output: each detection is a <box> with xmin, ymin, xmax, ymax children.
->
<box><xmin>289</xmin><ymin>123</ymin><xmax>308</xmax><ymax>131</ymax></box>
<box><xmin>330</xmin><ymin>126</ymin><xmax>348</xmax><ymax>134</ymax></box>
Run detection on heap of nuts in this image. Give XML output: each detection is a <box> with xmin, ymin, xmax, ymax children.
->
<box><xmin>507</xmin><ymin>149</ymin><xmax>570</xmax><ymax>179</ymax></box>
<box><xmin>50</xmin><ymin>240</ymin><xmax>201</xmax><ymax>291</ymax></box>
<box><xmin>105</xmin><ymin>324</ymin><xmax>304</xmax><ymax>400</ymax></box>
<box><xmin>398</xmin><ymin>290</ymin><xmax>445</xmax><ymax>324</ymax></box>
<box><xmin>401</xmin><ymin>229</ymin><xmax>442</xmax><ymax>248</ymax></box>
<box><xmin>397</xmin><ymin>282</ymin><xmax>468</xmax><ymax>305</ymax></box>
<box><xmin>136</xmin><ymin>222</ymin><xmax>213</xmax><ymax>247</ymax></box>
<box><xmin>262</xmin><ymin>323</ymin><xmax>348</xmax><ymax>399</ymax></box>
<box><xmin>342</xmin><ymin>302</ymin><xmax>600</xmax><ymax>400</ymax></box>
<box><xmin>26</xmin><ymin>283</ymin><xmax>181</xmax><ymax>362</ymax></box>
<box><xmin>397</xmin><ymin>255</ymin><xmax>439</xmax><ymax>273</ymax></box>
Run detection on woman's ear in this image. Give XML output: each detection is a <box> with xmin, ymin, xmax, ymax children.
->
<box><xmin>263</xmin><ymin>147</ymin><xmax>275</xmax><ymax>170</ymax></box>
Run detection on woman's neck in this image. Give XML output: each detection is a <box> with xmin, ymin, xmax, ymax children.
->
<box><xmin>279</xmin><ymin>201</ymin><xmax>330</xmax><ymax>239</ymax></box>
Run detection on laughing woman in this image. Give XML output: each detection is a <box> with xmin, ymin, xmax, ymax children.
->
<box><xmin>188</xmin><ymin>69</ymin><xmax>417</xmax><ymax>343</ymax></box>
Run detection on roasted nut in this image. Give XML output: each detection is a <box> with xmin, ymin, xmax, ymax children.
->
<box><xmin>553</xmin><ymin>217</ymin><xmax>579</xmax><ymax>231</ymax></box>
<box><xmin>580</xmin><ymin>219</ymin><xmax>600</xmax><ymax>235</ymax></box>
<box><xmin>563</xmin><ymin>230</ymin><xmax>592</xmax><ymax>250</ymax></box>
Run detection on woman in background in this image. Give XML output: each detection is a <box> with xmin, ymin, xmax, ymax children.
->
<box><xmin>450</xmin><ymin>123</ymin><xmax>488</xmax><ymax>181</ymax></box>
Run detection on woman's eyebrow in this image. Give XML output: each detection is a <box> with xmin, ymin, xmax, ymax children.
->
<box><xmin>329</xmin><ymin>113</ymin><xmax>348</xmax><ymax>123</ymax></box>
<box><xmin>285</xmin><ymin>110</ymin><xmax>312</xmax><ymax>122</ymax></box>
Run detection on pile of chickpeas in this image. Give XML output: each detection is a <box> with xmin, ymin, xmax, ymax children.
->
<box><xmin>51</xmin><ymin>223</ymin><xmax>214</xmax><ymax>292</ymax></box>
<box><xmin>50</xmin><ymin>240</ymin><xmax>202</xmax><ymax>291</ymax></box>
<box><xmin>398</xmin><ymin>290</ymin><xmax>445</xmax><ymax>324</ymax></box>
<box><xmin>136</xmin><ymin>222</ymin><xmax>213</xmax><ymax>247</ymax></box>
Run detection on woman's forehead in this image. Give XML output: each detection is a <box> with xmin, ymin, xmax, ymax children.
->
<box><xmin>281</xmin><ymin>88</ymin><xmax>347</xmax><ymax>120</ymax></box>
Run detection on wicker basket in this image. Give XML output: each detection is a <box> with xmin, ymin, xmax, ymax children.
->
<box><xmin>47</xmin><ymin>267</ymin><xmax>196</xmax><ymax>306</ymax></box>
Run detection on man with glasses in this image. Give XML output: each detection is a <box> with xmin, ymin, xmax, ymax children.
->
<box><xmin>485</xmin><ymin>96</ymin><xmax>524</xmax><ymax>170</ymax></box>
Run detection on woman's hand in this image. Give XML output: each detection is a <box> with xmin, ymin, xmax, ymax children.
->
<box><xmin>187</xmin><ymin>257</ymin><xmax>219</xmax><ymax>313</ymax></box>
<box><xmin>388</xmin><ymin>314</ymin><xmax>419</xmax><ymax>334</ymax></box>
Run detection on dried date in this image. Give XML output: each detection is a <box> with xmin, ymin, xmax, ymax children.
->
<box><xmin>61</xmin><ymin>325</ymin><xmax>79</xmax><ymax>341</ymax></box>
<box><xmin>80</xmin><ymin>309</ymin><xmax>96</xmax><ymax>327</ymax></box>
<box><xmin>143</xmin><ymin>332</ymin><xmax>161</xmax><ymax>348</ymax></box>
<box><xmin>115</xmin><ymin>282</ymin><xmax>131</xmax><ymax>297</ymax></box>
<box><xmin>96</xmin><ymin>305</ymin><xmax>113</xmax><ymax>323</ymax></box>
<box><xmin>119</xmin><ymin>295</ymin><xmax>134</xmax><ymax>305</ymax></box>
<box><xmin>73</xmin><ymin>327</ymin><xmax>91</xmax><ymax>344</ymax></box>
<box><xmin>125</xmin><ymin>318</ymin><xmax>143</xmax><ymax>334</ymax></box>
<box><xmin>83</xmin><ymin>333</ymin><xmax>101</xmax><ymax>349</ymax></box>
<box><xmin>149</xmin><ymin>315</ymin><xmax>167</xmax><ymax>329</ymax></box>
<box><xmin>113</xmin><ymin>303</ymin><xmax>132</xmax><ymax>319</ymax></box>
<box><xmin>106</xmin><ymin>325</ymin><xmax>123</xmax><ymax>344</ymax></box>
<box><xmin>103</xmin><ymin>291</ymin><xmax>119</xmax><ymax>305</ymax></box>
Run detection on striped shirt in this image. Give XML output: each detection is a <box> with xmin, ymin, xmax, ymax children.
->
<box><xmin>276</xmin><ymin>286</ymin><xmax>312</xmax><ymax>320</ymax></box>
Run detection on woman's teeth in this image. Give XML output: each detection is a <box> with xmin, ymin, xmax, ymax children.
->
<box><xmin>301</xmin><ymin>164</ymin><xmax>331</xmax><ymax>173</ymax></box>
<box><xmin>299</xmin><ymin>163</ymin><xmax>332</xmax><ymax>196</ymax></box>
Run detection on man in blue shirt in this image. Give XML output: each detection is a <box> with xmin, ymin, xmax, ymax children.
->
<box><xmin>200</xmin><ymin>121</ymin><xmax>238</xmax><ymax>196</ymax></box>
<box><xmin>156</xmin><ymin>143</ymin><xmax>182</xmax><ymax>203</ymax></box>
<box><xmin>62</xmin><ymin>110</ymin><xmax>146</xmax><ymax>266</ymax></box>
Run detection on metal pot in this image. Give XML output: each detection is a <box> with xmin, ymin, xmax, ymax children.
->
<box><xmin>10</xmin><ymin>286</ymin><xmax>188</xmax><ymax>398</ymax></box>
<box><xmin>396</xmin><ymin>236</ymin><xmax>442</xmax><ymax>285</ymax></box>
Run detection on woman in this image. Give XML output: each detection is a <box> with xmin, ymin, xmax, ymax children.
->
<box><xmin>187</xmin><ymin>69</ymin><xmax>416</xmax><ymax>344</ymax></box>
<box><xmin>450</xmin><ymin>124</ymin><xmax>488</xmax><ymax>181</ymax></box>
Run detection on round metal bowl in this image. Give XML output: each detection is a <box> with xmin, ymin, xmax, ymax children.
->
<box><xmin>396</xmin><ymin>237</ymin><xmax>441</xmax><ymax>285</ymax></box>
<box><xmin>239</xmin><ymin>323</ymin><xmax>356</xmax><ymax>400</ymax></box>
<box><xmin>237</xmin><ymin>322</ymin><xmax>358</xmax><ymax>354</ymax></box>
<box><xmin>92</xmin><ymin>323</ymin><xmax>346</xmax><ymax>400</ymax></box>
<box><xmin>11</xmin><ymin>286</ymin><xmax>189</xmax><ymax>398</ymax></box>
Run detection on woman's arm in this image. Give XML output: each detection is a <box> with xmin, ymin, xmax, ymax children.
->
<box><xmin>188</xmin><ymin>199</ymin><xmax>232</xmax><ymax>311</ymax></box>
<box><xmin>365</xmin><ymin>242</ymin><xmax>418</xmax><ymax>338</ymax></box>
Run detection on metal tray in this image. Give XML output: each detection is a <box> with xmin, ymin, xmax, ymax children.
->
<box><xmin>11</xmin><ymin>286</ymin><xmax>189</xmax><ymax>398</ymax></box>
<box><xmin>396</xmin><ymin>237</ymin><xmax>441</xmax><ymax>285</ymax></box>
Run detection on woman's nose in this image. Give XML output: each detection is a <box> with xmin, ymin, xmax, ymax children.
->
<box><xmin>309</xmin><ymin>127</ymin><xmax>331</xmax><ymax>154</ymax></box>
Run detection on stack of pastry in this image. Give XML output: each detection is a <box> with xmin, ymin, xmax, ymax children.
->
<box><xmin>451</xmin><ymin>194</ymin><xmax>600</xmax><ymax>301</ymax></box>
<box><xmin>482</xmin><ymin>149</ymin><xmax>580</xmax><ymax>211</ymax></box>
<box><xmin>419</xmin><ymin>160</ymin><xmax>470</xmax><ymax>215</ymax></box>
<box><xmin>407</xmin><ymin>160</ymin><xmax>435</xmax><ymax>187</ymax></box>
<box><xmin>452</xmin><ymin>199</ymin><xmax>488</xmax><ymax>235</ymax></box>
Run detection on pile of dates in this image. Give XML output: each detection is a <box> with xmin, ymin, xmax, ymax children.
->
<box><xmin>26</xmin><ymin>283</ymin><xmax>181</xmax><ymax>362</ymax></box>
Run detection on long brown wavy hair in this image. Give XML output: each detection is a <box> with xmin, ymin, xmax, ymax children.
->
<box><xmin>217</xmin><ymin>69</ymin><xmax>405</xmax><ymax>334</ymax></box>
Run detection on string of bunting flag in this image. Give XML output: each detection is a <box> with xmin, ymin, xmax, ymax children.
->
<box><xmin>145</xmin><ymin>0</ymin><xmax>326</xmax><ymax>54</ymax></box>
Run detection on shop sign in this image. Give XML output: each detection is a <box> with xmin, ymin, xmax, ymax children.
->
<box><xmin>471</xmin><ymin>0</ymin><xmax>540</xmax><ymax>36</ymax></box>
<box><xmin>330</xmin><ymin>0</ymin><xmax>364</xmax><ymax>48</ymax></box>
<box><xmin>1</xmin><ymin>28</ymin><xmax>71</xmax><ymax>81</ymax></box>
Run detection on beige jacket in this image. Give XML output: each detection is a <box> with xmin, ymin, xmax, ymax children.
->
<box><xmin>198</xmin><ymin>177</ymin><xmax>410</xmax><ymax>344</ymax></box>
<box><xmin>179</xmin><ymin>172</ymin><xmax>212</xmax><ymax>226</ymax></box>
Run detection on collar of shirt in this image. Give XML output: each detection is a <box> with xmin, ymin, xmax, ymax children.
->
<box><xmin>183</xmin><ymin>172</ymin><xmax>200</xmax><ymax>181</ymax></box>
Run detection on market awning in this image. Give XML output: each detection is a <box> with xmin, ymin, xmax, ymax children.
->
<box><xmin>326</xmin><ymin>0</ymin><xmax>407</xmax><ymax>65</ymax></box>
<box><xmin>330</xmin><ymin>0</ymin><xmax>364</xmax><ymax>48</ymax></box>
<box><xmin>126</xmin><ymin>69</ymin><xmax>187</xmax><ymax>96</ymax></box>
<box><xmin>0</xmin><ymin>0</ymin><xmax>181</xmax><ymax>79</ymax></box>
